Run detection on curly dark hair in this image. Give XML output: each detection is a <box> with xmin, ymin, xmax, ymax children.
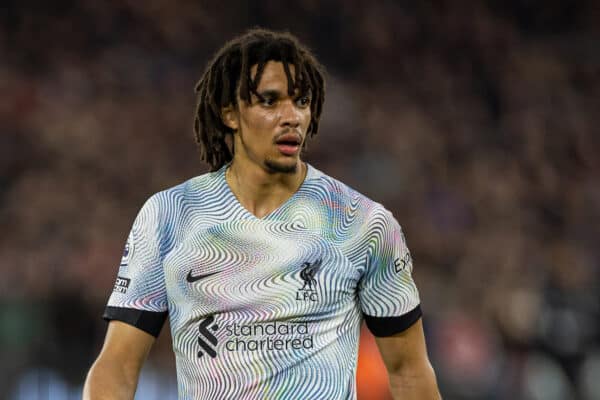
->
<box><xmin>193</xmin><ymin>28</ymin><xmax>326</xmax><ymax>171</ymax></box>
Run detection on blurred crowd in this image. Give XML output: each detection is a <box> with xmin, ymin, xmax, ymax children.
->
<box><xmin>1</xmin><ymin>1</ymin><xmax>599</xmax><ymax>399</ymax></box>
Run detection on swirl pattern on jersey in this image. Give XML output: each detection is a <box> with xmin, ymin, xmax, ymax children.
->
<box><xmin>106</xmin><ymin>164</ymin><xmax>420</xmax><ymax>400</ymax></box>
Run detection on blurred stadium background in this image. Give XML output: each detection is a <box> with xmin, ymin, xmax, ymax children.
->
<box><xmin>1</xmin><ymin>1</ymin><xmax>599</xmax><ymax>399</ymax></box>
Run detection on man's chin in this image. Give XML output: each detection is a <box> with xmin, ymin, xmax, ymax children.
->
<box><xmin>264</xmin><ymin>159</ymin><xmax>298</xmax><ymax>174</ymax></box>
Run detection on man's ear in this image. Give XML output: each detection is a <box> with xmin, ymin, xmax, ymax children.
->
<box><xmin>221</xmin><ymin>105</ymin><xmax>239</xmax><ymax>131</ymax></box>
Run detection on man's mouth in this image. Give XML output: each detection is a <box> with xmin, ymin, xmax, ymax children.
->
<box><xmin>275</xmin><ymin>133</ymin><xmax>302</xmax><ymax>156</ymax></box>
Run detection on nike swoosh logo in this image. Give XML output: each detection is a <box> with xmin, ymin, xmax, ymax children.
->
<box><xmin>186</xmin><ymin>270</ymin><xmax>220</xmax><ymax>283</ymax></box>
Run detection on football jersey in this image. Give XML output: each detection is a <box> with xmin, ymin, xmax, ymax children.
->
<box><xmin>104</xmin><ymin>163</ymin><xmax>421</xmax><ymax>400</ymax></box>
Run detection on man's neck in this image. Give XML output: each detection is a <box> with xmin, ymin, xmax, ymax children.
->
<box><xmin>226</xmin><ymin>159</ymin><xmax>307</xmax><ymax>219</ymax></box>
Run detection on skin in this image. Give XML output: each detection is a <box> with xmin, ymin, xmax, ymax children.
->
<box><xmin>376</xmin><ymin>319</ymin><xmax>442</xmax><ymax>399</ymax></box>
<box><xmin>221</xmin><ymin>61</ymin><xmax>311</xmax><ymax>218</ymax></box>
<box><xmin>83</xmin><ymin>321</ymin><xmax>154</xmax><ymax>400</ymax></box>
<box><xmin>83</xmin><ymin>60</ymin><xmax>441</xmax><ymax>399</ymax></box>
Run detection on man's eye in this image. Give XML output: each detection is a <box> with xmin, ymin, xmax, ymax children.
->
<box><xmin>296</xmin><ymin>96</ymin><xmax>311</xmax><ymax>107</ymax></box>
<box><xmin>262</xmin><ymin>97</ymin><xmax>276</xmax><ymax>106</ymax></box>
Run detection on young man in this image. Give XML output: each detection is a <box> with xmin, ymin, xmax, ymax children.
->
<box><xmin>84</xmin><ymin>29</ymin><xmax>441</xmax><ymax>399</ymax></box>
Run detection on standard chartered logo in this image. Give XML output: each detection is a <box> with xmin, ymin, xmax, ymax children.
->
<box><xmin>224</xmin><ymin>321</ymin><xmax>314</xmax><ymax>352</ymax></box>
<box><xmin>196</xmin><ymin>318</ymin><xmax>314</xmax><ymax>358</ymax></box>
<box><xmin>197</xmin><ymin>316</ymin><xmax>219</xmax><ymax>358</ymax></box>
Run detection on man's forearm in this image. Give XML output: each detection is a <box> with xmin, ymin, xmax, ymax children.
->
<box><xmin>388</xmin><ymin>363</ymin><xmax>441</xmax><ymax>400</ymax></box>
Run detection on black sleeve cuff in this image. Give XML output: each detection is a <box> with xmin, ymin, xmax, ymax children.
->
<box><xmin>364</xmin><ymin>305</ymin><xmax>422</xmax><ymax>337</ymax></box>
<box><xmin>103</xmin><ymin>306</ymin><xmax>168</xmax><ymax>337</ymax></box>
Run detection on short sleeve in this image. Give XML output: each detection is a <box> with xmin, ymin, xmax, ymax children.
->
<box><xmin>103</xmin><ymin>195</ymin><xmax>168</xmax><ymax>337</ymax></box>
<box><xmin>359</xmin><ymin>207</ymin><xmax>421</xmax><ymax>337</ymax></box>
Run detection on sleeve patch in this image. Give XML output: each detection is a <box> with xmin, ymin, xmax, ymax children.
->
<box><xmin>394</xmin><ymin>252</ymin><xmax>412</xmax><ymax>273</ymax></box>
<box><xmin>112</xmin><ymin>276</ymin><xmax>131</xmax><ymax>294</ymax></box>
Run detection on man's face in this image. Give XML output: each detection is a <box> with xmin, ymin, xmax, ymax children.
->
<box><xmin>224</xmin><ymin>61</ymin><xmax>312</xmax><ymax>174</ymax></box>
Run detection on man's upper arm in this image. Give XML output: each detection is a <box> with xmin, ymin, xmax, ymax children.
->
<box><xmin>375</xmin><ymin>318</ymin><xmax>430</xmax><ymax>372</ymax></box>
<box><xmin>375</xmin><ymin>318</ymin><xmax>441</xmax><ymax>399</ymax></box>
<box><xmin>104</xmin><ymin>194</ymin><xmax>169</xmax><ymax>335</ymax></box>
<box><xmin>83</xmin><ymin>321</ymin><xmax>156</xmax><ymax>400</ymax></box>
<box><xmin>359</xmin><ymin>205</ymin><xmax>421</xmax><ymax>334</ymax></box>
<box><xmin>98</xmin><ymin>320</ymin><xmax>156</xmax><ymax>367</ymax></box>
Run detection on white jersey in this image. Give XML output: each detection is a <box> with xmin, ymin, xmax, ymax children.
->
<box><xmin>105</xmin><ymin>163</ymin><xmax>421</xmax><ymax>400</ymax></box>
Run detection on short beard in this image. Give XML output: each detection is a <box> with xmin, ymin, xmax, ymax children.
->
<box><xmin>264</xmin><ymin>159</ymin><xmax>298</xmax><ymax>174</ymax></box>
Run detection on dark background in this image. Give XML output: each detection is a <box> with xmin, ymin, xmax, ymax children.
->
<box><xmin>1</xmin><ymin>1</ymin><xmax>599</xmax><ymax>399</ymax></box>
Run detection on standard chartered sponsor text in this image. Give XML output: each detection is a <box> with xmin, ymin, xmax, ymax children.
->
<box><xmin>224</xmin><ymin>321</ymin><xmax>314</xmax><ymax>351</ymax></box>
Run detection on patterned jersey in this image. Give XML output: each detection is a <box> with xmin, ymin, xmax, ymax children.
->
<box><xmin>104</xmin><ymin>163</ymin><xmax>421</xmax><ymax>400</ymax></box>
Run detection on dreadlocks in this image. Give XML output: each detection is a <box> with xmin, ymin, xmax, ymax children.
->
<box><xmin>194</xmin><ymin>28</ymin><xmax>326</xmax><ymax>171</ymax></box>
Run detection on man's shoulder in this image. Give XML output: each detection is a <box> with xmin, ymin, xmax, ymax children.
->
<box><xmin>306</xmin><ymin>164</ymin><xmax>385</xmax><ymax>212</ymax></box>
<box><xmin>161</xmin><ymin>169</ymin><xmax>222</xmax><ymax>196</ymax></box>
<box><xmin>141</xmin><ymin>169</ymin><xmax>224</xmax><ymax>215</ymax></box>
<box><xmin>306</xmin><ymin>164</ymin><xmax>399</xmax><ymax>238</ymax></box>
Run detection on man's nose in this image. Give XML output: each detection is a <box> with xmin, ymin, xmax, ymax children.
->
<box><xmin>279</xmin><ymin>100</ymin><xmax>301</xmax><ymax>127</ymax></box>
